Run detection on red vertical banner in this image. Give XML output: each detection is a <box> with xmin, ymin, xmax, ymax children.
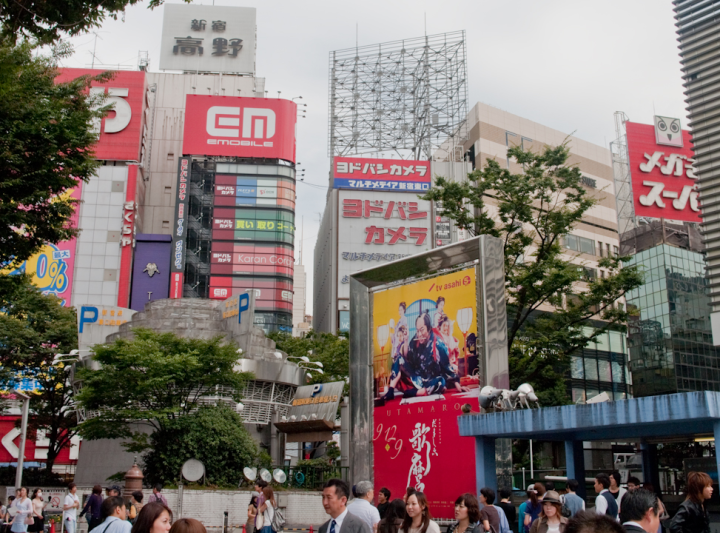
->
<box><xmin>117</xmin><ymin>165</ymin><xmax>138</xmax><ymax>307</ymax></box>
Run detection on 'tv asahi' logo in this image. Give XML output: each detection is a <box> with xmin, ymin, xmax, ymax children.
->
<box><xmin>206</xmin><ymin>106</ymin><xmax>275</xmax><ymax>147</ymax></box>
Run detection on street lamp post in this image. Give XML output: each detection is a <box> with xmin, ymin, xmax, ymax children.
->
<box><xmin>14</xmin><ymin>391</ymin><xmax>30</xmax><ymax>489</ymax></box>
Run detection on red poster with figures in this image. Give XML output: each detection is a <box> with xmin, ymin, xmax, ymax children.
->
<box><xmin>372</xmin><ymin>268</ymin><xmax>479</xmax><ymax>518</ymax></box>
<box><xmin>626</xmin><ymin>120</ymin><xmax>700</xmax><ymax>223</ymax></box>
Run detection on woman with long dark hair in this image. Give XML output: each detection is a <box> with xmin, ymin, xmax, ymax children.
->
<box><xmin>529</xmin><ymin>491</ymin><xmax>568</xmax><ymax>533</ymax></box>
<box><xmin>669</xmin><ymin>471</ymin><xmax>713</xmax><ymax>533</ymax></box>
<box><xmin>169</xmin><ymin>518</ymin><xmax>206</xmax><ymax>533</ymax></box>
<box><xmin>247</xmin><ymin>495</ymin><xmax>258</xmax><ymax>533</ymax></box>
<box><xmin>257</xmin><ymin>487</ymin><xmax>277</xmax><ymax>533</ymax></box>
<box><xmin>80</xmin><ymin>486</ymin><xmax>103</xmax><ymax>531</ymax></box>
<box><xmin>131</xmin><ymin>502</ymin><xmax>173</xmax><ymax>533</ymax></box>
<box><xmin>446</xmin><ymin>493</ymin><xmax>480</xmax><ymax>533</ymax></box>
<box><xmin>378</xmin><ymin>499</ymin><xmax>406</xmax><ymax>533</ymax></box>
<box><xmin>400</xmin><ymin>493</ymin><xmax>440</xmax><ymax>533</ymax></box>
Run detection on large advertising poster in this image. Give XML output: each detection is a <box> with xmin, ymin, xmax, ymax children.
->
<box><xmin>1</xmin><ymin>185</ymin><xmax>82</xmax><ymax>307</ymax></box>
<box><xmin>626</xmin><ymin>118</ymin><xmax>700</xmax><ymax>223</ymax></box>
<box><xmin>333</xmin><ymin>157</ymin><xmax>431</xmax><ymax>191</ymax></box>
<box><xmin>183</xmin><ymin>95</ymin><xmax>297</xmax><ymax>162</ymax></box>
<box><xmin>372</xmin><ymin>267</ymin><xmax>479</xmax><ymax>517</ymax></box>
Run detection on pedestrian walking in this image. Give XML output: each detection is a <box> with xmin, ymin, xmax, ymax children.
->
<box><xmin>403</xmin><ymin>489</ymin><xmax>416</xmax><ymax>505</ymax></box>
<box><xmin>378</xmin><ymin>500</ymin><xmax>405</xmax><ymax>533</ymax></box>
<box><xmin>377</xmin><ymin>489</ymin><xmax>391</xmax><ymax>520</ymax></box>
<box><xmin>62</xmin><ymin>484</ymin><xmax>80</xmax><ymax>533</ymax></box>
<box><xmin>523</xmin><ymin>486</ymin><xmax>543</xmax><ymax>533</ymax></box>
<box><xmin>254</xmin><ymin>481</ymin><xmax>268</xmax><ymax>531</ymax></box>
<box><xmin>478</xmin><ymin>489</ymin><xmax>501</xmax><ymax>533</ymax></box>
<box><xmin>564</xmin><ymin>511</ymin><xmax>623</xmax><ymax>533</ymax></box>
<box><xmin>169</xmin><ymin>518</ymin><xmax>206</xmax><ymax>533</ymax></box>
<box><xmin>668</xmin><ymin>471</ymin><xmax>713</xmax><ymax>533</ymax></box>
<box><xmin>147</xmin><ymin>486</ymin><xmax>168</xmax><ymax>507</ymax></box>
<box><xmin>496</xmin><ymin>489</ymin><xmax>516</xmax><ymax>532</ymax></box>
<box><xmin>4</xmin><ymin>496</ymin><xmax>17</xmax><ymax>533</ymax></box>
<box><xmin>247</xmin><ymin>495</ymin><xmax>258</xmax><ymax>533</ymax></box>
<box><xmin>129</xmin><ymin>492</ymin><xmax>144</xmax><ymax>525</ymax></box>
<box><xmin>593</xmin><ymin>475</ymin><xmax>618</xmax><ymax>521</ymax></box>
<box><xmin>446</xmin><ymin>493</ymin><xmax>480</xmax><ymax>533</ymax></box>
<box><xmin>106</xmin><ymin>487</ymin><xmax>122</xmax><ymax>499</ymax></box>
<box><xmin>347</xmin><ymin>481</ymin><xmax>381</xmax><ymax>531</ymax></box>
<box><xmin>619</xmin><ymin>489</ymin><xmax>660</xmax><ymax>533</ymax></box>
<box><xmin>528</xmin><ymin>491</ymin><xmax>568</xmax><ymax>533</ymax></box>
<box><xmin>563</xmin><ymin>481</ymin><xmax>585</xmax><ymax>518</ymax></box>
<box><xmin>27</xmin><ymin>490</ymin><xmax>44</xmax><ymax>533</ymax></box>
<box><xmin>258</xmin><ymin>487</ymin><xmax>277</xmax><ymax>533</ymax></box>
<box><xmin>80</xmin><ymin>485</ymin><xmax>104</xmax><ymax>531</ymax></box>
<box><xmin>10</xmin><ymin>489</ymin><xmax>31</xmax><ymax>533</ymax></box>
<box><xmin>131</xmin><ymin>502</ymin><xmax>173</xmax><ymax>533</ymax></box>
<box><xmin>96</xmin><ymin>497</ymin><xmax>132</xmax><ymax>533</ymax></box>
<box><xmin>608</xmin><ymin>474</ymin><xmax>626</xmax><ymax>516</ymax></box>
<box><xmin>400</xmin><ymin>492</ymin><xmax>440</xmax><ymax>533</ymax></box>
<box><xmin>319</xmin><ymin>478</ymin><xmax>371</xmax><ymax>533</ymax></box>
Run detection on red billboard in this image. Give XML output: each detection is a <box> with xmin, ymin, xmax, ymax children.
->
<box><xmin>55</xmin><ymin>69</ymin><xmax>146</xmax><ymax>161</ymax></box>
<box><xmin>183</xmin><ymin>96</ymin><xmax>297</xmax><ymax>163</ymax></box>
<box><xmin>333</xmin><ymin>157</ymin><xmax>431</xmax><ymax>191</ymax></box>
<box><xmin>626</xmin><ymin>121</ymin><xmax>700</xmax><ymax>223</ymax></box>
<box><xmin>0</xmin><ymin>416</ymin><xmax>78</xmax><ymax>464</ymax></box>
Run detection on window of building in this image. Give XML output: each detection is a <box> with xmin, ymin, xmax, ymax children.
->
<box><xmin>565</xmin><ymin>234</ymin><xmax>597</xmax><ymax>255</ymax></box>
<box><xmin>571</xmin><ymin>356</ymin><xmax>585</xmax><ymax>379</ymax></box>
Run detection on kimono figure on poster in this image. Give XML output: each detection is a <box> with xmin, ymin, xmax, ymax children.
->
<box><xmin>432</xmin><ymin>296</ymin><xmax>446</xmax><ymax>328</ymax></box>
<box><xmin>392</xmin><ymin>302</ymin><xmax>409</xmax><ymax>355</ymax></box>
<box><xmin>436</xmin><ymin>314</ymin><xmax>460</xmax><ymax>371</ymax></box>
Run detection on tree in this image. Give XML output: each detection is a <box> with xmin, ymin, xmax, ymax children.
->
<box><xmin>142</xmin><ymin>404</ymin><xmax>258</xmax><ymax>487</ymax></box>
<box><xmin>75</xmin><ymin>329</ymin><xmax>252</xmax><ymax>450</ymax></box>
<box><xmin>1</xmin><ymin>0</ymin><xmax>190</xmax><ymax>44</ymax></box>
<box><xmin>268</xmin><ymin>330</ymin><xmax>349</xmax><ymax>389</ymax></box>
<box><xmin>0</xmin><ymin>273</ymin><xmax>78</xmax><ymax>472</ymax></box>
<box><xmin>0</xmin><ymin>39</ymin><xmax>110</xmax><ymax>265</ymax></box>
<box><xmin>422</xmin><ymin>144</ymin><xmax>643</xmax><ymax>405</ymax></box>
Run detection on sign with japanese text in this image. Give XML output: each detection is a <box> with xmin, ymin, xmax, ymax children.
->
<box><xmin>159</xmin><ymin>4</ymin><xmax>256</xmax><ymax>74</ymax></box>
<box><xmin>77</xmin><ymin>305</ymin><xmax>137</xmax><ymax>350</ymax></box>
<box><xmin>215</xmin><ymin>175</ymin><xmax>295</xmax><ymax>209</ymax></box>
<box><xmin>626</xmin><ymin>120</ymin><xmax>700</xmax><ymax>223</ymax></box>
<box><xmin>183</xmin><ymin>95</ymin><xmax>297</xmax><ymax>162</ymax></box>
<box><xmin>333</xmin><ymin>157</ymin><xmax>431</xmax><ymax>191</ymax></box>
<box><xmin>372</xmin><ymin>268</ymin><xmax>479</xmax><ymax>517</ymax></box>
<box><xmin>337</xmin><ymin>190</ymin><xmax>432</xmax><ymax>299</ymax></box>
<box><xmin>170</xmin><ymin>157</ymin><xmax>191</xmax><ymax>298</ymax></box>
<box><xmin>0</xmin><ymin>417</ymin><xmax>79</xmax><ymax>464</ymax></box>
<box><xmin>56</xmin><ymin>69</ymin><xmax>146</xmax><ymax>161</ymax></box>
<box><xmin>117</xmin><ymin>165</ymin><xmax>139</xmax><ymax>307</ymax></box>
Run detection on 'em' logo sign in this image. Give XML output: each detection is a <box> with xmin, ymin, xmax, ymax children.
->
<box><xmin>206</xmin><ymin>106</ymin><xmax>276</xmax><ymax>140</ymax></box>
<box><xmin>182</xmin><ymin>95</ymin><xmax>297</xmax><ymax>163</ymax></box>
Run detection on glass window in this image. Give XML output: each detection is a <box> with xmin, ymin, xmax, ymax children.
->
<box><xmin>611</xmin><ymin>361</ymin><xmax>624</xmax><ymax>383</ymax></box>
<box><xmin>609</xmin><ymin>331</ymin><xmax>624</xmax><ymax>353</ymax></box>
<box><xmin>571</xmin><ymin>356</ymin><xmax>585</xmax><ymax>379</ymax></box>
<box><xmin>572</xmin><ymin>388</ymin><xmax>586</xmax><ymax>404</ymax></box>
<box><xmin>565</xmin><ymin>235</ymin><xmax>578</xmax><ymax>251</ymax></box>
<box><xmin>598</xmin><ymin>360</ymin><xmax>612</xmax><ymax>382</ymax></box>
<box><xmin>585</xmin><ymin>358</ymin><xmax>599</xmax><ymax>381</ymax></box>
<box><xmin>579</xmin><ymin>237</ymin><xmax>596</xmax><ymax>255</ymax></box>
<box><xmin>596</xmin><ymin>332</ymin><xmax>610</xmax><ymax>352</ymax></box>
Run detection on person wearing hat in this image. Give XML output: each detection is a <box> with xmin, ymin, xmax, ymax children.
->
<box><xmin>529</xmin><ymin>491</ymin><xmax>568</xmax><ymax>533</ymax></box>
<box><xmin>105</xmin><ymin>486</ymin><xmax>121</xmax><ymax>498</ymax></box>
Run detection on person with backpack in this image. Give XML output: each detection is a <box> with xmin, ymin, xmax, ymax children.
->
<box><xmin>258</xmin><ymin>487</ymin><xmax>285</xmax><ymax>533</ymax></box>
<box><xmin>563</xmin><ymin>481</ymin><xmax>584</xmax><ymax>518</ymax></box>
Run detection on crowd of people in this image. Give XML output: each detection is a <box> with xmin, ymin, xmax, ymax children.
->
<box><xmin>316</xmin><ymin>470</ymin><xmax>714</xmax><ymax>533</ymax></box>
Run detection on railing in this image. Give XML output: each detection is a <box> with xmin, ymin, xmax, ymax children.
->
<box><xmin>243</xmin><ymin>464</ymin><xmax>349</xmax><ymax>491</ymax></box>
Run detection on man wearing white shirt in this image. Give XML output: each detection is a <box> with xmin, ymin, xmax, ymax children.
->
<box><xmin>95</xmin><ymin>497</ymin><xmax>132</xmax><ymax>533</ymax></box>
<box><xmin>62</xmin><ymin>484</ymin><xmax>80</xmax><ymax>533</ymax></box>
<box><xmin>594</xmin><ymin>474</ymin><xmax>618</xmax><ymax>521</ymax></box>
<box><xmin>347</xmin><ymin>481</ymin><xmax>381</xmax><ymax>532</ymax></box>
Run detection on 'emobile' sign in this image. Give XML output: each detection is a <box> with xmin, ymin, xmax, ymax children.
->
<box><xmin>182</xmin><ymin>95</ymin><xmax>297</xmax><ymax>163</ymax></box>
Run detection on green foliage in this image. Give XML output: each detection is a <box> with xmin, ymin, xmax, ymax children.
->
<box><xmin>0</xmin><ymin>40</ymin><xmax>112</xmax><ymax>264</ymax></box>
<box><xmin>423</xmin><ymin>144</ymin><xmax>643</xmax><ymax>405</ymax></box>
<box><xmin>326</xmin><ymin>441</ymin><xmax>341</xmax><ymax>463</ymax></box>
<box><xmin>2</xmin><ymin>0</ymin><xmax>191</xmax><ymax>44</ymax></box>
<box><xmin>268</xmin><ymin>331</ymin><xmax>349</xmax><ymax>394</ymax></box>
<box><xmin>0</xmin><ymin>273</ymin><xmax>78</xmax><ymax>470</ymax></box>
<box><xmin>142</xmin><ymin>404</ymin><xmax>258</xmax><ymax>487</ymax></box>
<box><xmin>76</xmin><ymin>329</ymin><xmax>252</xmax><ymax>442</ymax></box>
<box><xmin>0</xmin><ymin>466</ymin><xmax>63</xmax><ymax>487</ymax></box>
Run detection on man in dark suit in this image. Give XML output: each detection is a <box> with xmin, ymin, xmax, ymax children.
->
<box><xmin>619</xmin><ymin>489</ymin><xmax>660</xmax><ymax>533</ymax></box>
<box><xmin>320</xmin><ymin>479</ymin><xmax>372</xmax><ymax>533</ymax></box>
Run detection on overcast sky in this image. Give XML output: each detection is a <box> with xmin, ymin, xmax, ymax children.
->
<box><xmin>59</xmin><ymin>0</ymin><xmax>685</xmax><ymax>315</ymax></box>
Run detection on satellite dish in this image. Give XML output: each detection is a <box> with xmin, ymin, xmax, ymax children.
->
<box><xmin>273</xmin><ymin>469</ymin><xmax>287</xmax><ymax>483</ymax></box>
<box><xmin>181</xmin><ymin>459</ymin><xmax>205</xmax><ymax>482</ymax></box>
<box><xmin>259</xmin><ymin>468</ymin><xmax>272</xmax><ymax>482</ymax></box>
<box><xmin>243</xmin><ymin>467</ymin><xmax>257</xmax><ymax>481</ymax></box>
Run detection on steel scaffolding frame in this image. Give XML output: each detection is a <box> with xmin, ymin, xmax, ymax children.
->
<box><xmin>611</xmin><ymin>111</ymin><xmax>636</xmax><ymax>236</ymax></box>
<box><xmin>328</xmin><ymin>31</ymin><xmax>468</xmax><ymax>161</ymax></box>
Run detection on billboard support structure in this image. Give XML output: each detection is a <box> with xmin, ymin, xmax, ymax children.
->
<box><xmin>611</xmin><ymin>111</ymin><xmax>636</xmax><ymax>236</ymax></box>
<box><xmin>349</xmin><ymin>235</ymin><xmax>510</xmax><ymax>501</ymax></box>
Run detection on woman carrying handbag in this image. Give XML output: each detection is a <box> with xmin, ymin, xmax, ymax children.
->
<box><xmin>10</xmin><ymin>489</ymin><xmax>32</xmax><ymax>533</ymax></box>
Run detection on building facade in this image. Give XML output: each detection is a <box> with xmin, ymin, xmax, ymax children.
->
<box><xmin>673</xmin><ymin>1</ymin><xmax>720</xmax><ymax>343</ymax></box>
<box><xmin>622</xmin><ymin>221</ymin><xmax>720</xmax><ymax>396</ymax></box>
<box><xmin>458</xmin><ymin>102</ymin><xmax>631</xmax><ymax>402</ymax></box>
